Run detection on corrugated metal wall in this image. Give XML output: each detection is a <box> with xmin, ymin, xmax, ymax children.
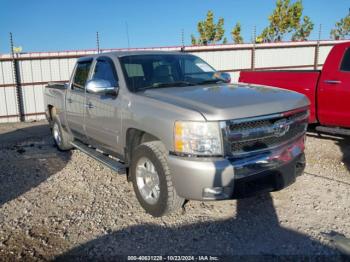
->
<box><xmin>0</xmin><ymin>60</ymin><xmax>18</xmax><ymax>123</ymax></box>
<box><xmin>0</xmin><ymin>40</ymin><xmax>344</xmax><ymax>123</ymax></box>
<box><xmin>17</xmin><ymin>57</ymin><xmax>77</xmax><ymax>122</ymax></box>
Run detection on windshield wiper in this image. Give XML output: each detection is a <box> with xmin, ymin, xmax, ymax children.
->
<box><xmin>196</xmin><ymin>79</ymin><xmax>224</xmax><ymax>85</ymax></box>
<box><xmin>137</xmin><ymin>81</ymin><xmax>196</xmax><ymax>91</ymax></box>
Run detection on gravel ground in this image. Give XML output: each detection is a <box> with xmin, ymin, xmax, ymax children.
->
<box><xmin>0</xmin><ymin>121</ymin><xmax>349</xmax><ymax>260</ymax></box>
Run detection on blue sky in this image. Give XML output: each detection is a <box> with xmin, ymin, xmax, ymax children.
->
<box><xmin>0</xmin><ymin>0</ymin><xmax>348</xmax><ymax>53</ymax></box>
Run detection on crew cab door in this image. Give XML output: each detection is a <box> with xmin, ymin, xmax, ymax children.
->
<box><xmin>318</xmin><ymin>45</ymin><xmax>350</xmax><ymax>127</ymax></box>
<box><xmin>66</xmin><ymin>59</ymin><xmax>92</xmax><ymax>141</ymax></box>
<box><xmin>84</xmin><ymin>57</ymin><xmax>123</xmax><ymax>155</ymax></box>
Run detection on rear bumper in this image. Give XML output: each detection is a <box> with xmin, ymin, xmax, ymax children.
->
<box><xmin>168</xmin><ymin>135</ymin><xmax>305</xmax><ymax>200</ymax></box>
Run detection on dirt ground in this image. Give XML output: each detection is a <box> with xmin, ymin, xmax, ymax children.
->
<box><xmin>0</xmin><ymin>121</ymin><xmax>349</xmax><ymax>260</ymax></box>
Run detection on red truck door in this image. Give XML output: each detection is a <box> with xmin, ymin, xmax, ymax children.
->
<box><xmin>318</xmin><ymin>44</ymin><xmax>350</xmax><ymax>128</ymax></box>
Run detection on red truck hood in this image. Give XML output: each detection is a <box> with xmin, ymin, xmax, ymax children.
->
<box><xmin>142</xmin><ymin>83</ymin><xmax>309</xmax><ymax>121</ymax></box>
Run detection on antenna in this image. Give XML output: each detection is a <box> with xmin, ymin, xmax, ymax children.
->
<box><xmin>125</xmin><ymin>22</ymin><xmax>130</xmax><ymax>50</ymax></box>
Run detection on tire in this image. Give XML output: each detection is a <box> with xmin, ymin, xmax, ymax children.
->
<box><xmin>130</xmin><ymin>141</ymin><xmax>184</xmax><ymax>217</ymax></box>
<box><xmin>52</xmin><ymin>116</ymin><xmax>73</xmax><ymax>151</ymax></box>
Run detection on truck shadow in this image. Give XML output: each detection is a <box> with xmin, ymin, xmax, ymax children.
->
<box><xmin>56</xmin><ymin>193</ymin><xmax>338</xmax><ymax>260</ymax></box>
<box><xmin>0</xmin><ymin>123</ymin><xmax>71</xmax><ymax>206</ymax></box>
<box><xmin>307</xmin><ymin>130</ymin><xmax>350</xmax><ymax>172</ymax></box>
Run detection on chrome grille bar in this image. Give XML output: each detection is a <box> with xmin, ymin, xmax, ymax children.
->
<box><xmin>221</xmin><ymin>108</ymin><xmax>309</xmax><ymax>157</ymax></box>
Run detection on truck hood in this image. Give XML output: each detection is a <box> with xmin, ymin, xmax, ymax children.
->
<box><xmin>141</xmin><ymin>83</ymin><xmax>309</xmax><ymax>121</ymax></box>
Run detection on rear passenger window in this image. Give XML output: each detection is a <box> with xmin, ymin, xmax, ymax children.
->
<box><xmin>340</xmin><ymin>48</ymin><xmax>350</xmax><ymax>72</ymax></box>
<box><xmin>72</xmin><ymin>61</ymin><xmax>92</xmax><ymax>90</ymax></box>
<box><xmin>92</xmin><ymin>59</ymin><xmax>118</xmax><ymax>86</ymax></box>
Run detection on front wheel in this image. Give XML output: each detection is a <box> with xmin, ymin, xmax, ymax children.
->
<box><xmin>130</xmin><ymin>141</ymin><xmax>184</xmax><ymax>217</ymax></box>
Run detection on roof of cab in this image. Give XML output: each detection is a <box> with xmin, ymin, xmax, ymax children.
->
<box><xmin>77</xmin><ymin>50</ymin><xmax>189</xmax><ymax>62</ymax></box>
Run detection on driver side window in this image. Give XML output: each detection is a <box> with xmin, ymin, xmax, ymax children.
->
<box><xmin>92</xmin><ymin>59</ymin><xmax>118</xmax><ymax>86</ymax></box>
<box><xmin>72</xmin><ymin>60</ymin><xmax>92</xmax><ymax>90</ymax></box>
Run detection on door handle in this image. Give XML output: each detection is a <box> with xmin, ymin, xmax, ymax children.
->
<box><xmin>324</xmin><ymin>80</ymin><xmax>342</xmax><ymax>84</ymax></box>
<box><xmin>85</xmin><ymin>102</ymin><xmax>95</xmax><ymax>109</ymax></box>
<box><xmin>67</xmin><ymin>98</ymin><xmax>73</xmax><ymax>103</ymax></box>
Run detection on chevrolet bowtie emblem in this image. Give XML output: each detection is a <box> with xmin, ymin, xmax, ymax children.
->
<box><xmin>273</xmin><ymin>119</ymin><xmax>290</xmax><ymax>137</ymax></box>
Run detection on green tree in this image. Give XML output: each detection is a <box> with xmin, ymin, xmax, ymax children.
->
<box><xmin>258</xmin><ymin>0</ymin><xmax>306</xmax><ymax>42</ymax></box>
<box><xmin>191</xmin><ymin>10</ymin><xmax>226</xmax><ymax>45</ymax></box>
<box><xmin>292</xmin><ymin>16</ymin><xmax>314</xmax><ymax>41</ymax></box>
<box><xmin>231</xmin><ymin>22</ymin><xmax>244</xmax><ymax>44</ymax></box>
<box><xmin>330</xmin><ymin>11</ymin><xmax>350</xmax><ymax>40</ymax></box>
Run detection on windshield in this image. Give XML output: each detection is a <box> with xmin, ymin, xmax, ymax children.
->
<box><xmin>119</xmin><ymin>54</ymin><xmax>225</xmax><ymax>91</ymax></box>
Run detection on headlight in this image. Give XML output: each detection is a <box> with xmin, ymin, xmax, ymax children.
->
<box><xmin>174</xmin><ymin>121</ymin><xmax>223</xmax><ymax>156</ymax></box>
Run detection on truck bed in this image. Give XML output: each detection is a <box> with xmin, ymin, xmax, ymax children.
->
<box><xmin>44</xmin><ymin>82</ymin><xmax>67</xmax><ymax>121</ymax></box>
<box><xmin>239</xmin><ymin>70</ymin><xmax>321</xmax><ymax>123</ymax></box>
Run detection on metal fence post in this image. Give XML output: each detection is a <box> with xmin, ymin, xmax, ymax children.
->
<box><xmin>251</xmin><ymin>26</ymin><xmax>256</xmax><ymax>70</ymax></box>
<box><xmin>314</xmin><ymin>24</ymin><xmax>322</xmax><ymax>70</ymax></box>
<box><xmin>180</xmin><ymin>28</ymin><xmax>185</xmax><ymax>52</ymax></box>
<box><xmin>96</xmin><ymin>31</ymin><xmax>100</xmax><ymax>54</ymax></box>
<box><xmin>10</xmin><ymin>33</ymin><xmax>25</xmax><ymax>122</ymax></box>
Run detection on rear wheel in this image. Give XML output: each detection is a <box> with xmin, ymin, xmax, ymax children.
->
<box><xmin>52</xmin><ymin>116</ymin><xmax>73</xmax><ymax>151</ymax></box>
<box><xmin>130</xmin><ymin>141</ymin><xmax>184</xmax><ymax>217</ymax></box>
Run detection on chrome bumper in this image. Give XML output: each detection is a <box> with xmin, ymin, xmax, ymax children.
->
<box><xmin>168</xmin><ymin>135</ymin><xmax>305</xmax><ymax>200</ymax></box>
<box><xmin>231</xmin><ymin>135</ymin><xmax>305</xmax><ymax>179</ymax></box>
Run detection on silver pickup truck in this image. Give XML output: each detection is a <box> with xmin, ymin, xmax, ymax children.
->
<box><xmin>45</xmin><ymin>51</ymin><xmax>309</xmax><ymax>217</ymax></box>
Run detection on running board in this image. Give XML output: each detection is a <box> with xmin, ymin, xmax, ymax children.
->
<box><xmin>315</xmin><ymin>126</ymin><xmax>350</xmax><ymax>136</ymax></box>
<box><xmin>70</xmin><ymin>141</ymin><xmax>126</xmax><ymax>174</ymax></box>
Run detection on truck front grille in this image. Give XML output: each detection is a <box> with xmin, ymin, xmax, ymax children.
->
<box><xmin>223</xmin><ymin>108</ymin><xmax>309</xmax><ymax>157</ymax></box>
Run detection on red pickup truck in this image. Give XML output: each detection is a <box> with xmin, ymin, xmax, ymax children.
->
<box><xmin>239</xmin><ymin>41</ymin><xmax>350</xmax><ymax>135</ymax></box>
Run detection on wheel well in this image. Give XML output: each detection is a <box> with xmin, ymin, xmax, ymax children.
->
<box><xmin>48</xmin><ymin>105</ymin><xmax>56</xmax><ymax>122</ymax></box>
<box><xmin>125</xmin><ymin>128</ymin><xmax>159</xmax><ymax>165</ymax></box>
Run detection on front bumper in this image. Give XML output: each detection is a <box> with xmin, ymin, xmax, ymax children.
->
<box><xmin>168</xmin><ymin>135</ymin><xmax>305</xmax><ymax>200</ymax></box>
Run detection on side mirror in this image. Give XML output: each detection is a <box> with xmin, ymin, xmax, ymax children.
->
<box><xmin>220</xmin><ymin>72</ymin><xmax>231</xmax><ymax>83</ymax></box>
<box><xmin>86</xmin><ymin>79</ymin><xmax>119</xmax><ymax>95</ymax></box>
